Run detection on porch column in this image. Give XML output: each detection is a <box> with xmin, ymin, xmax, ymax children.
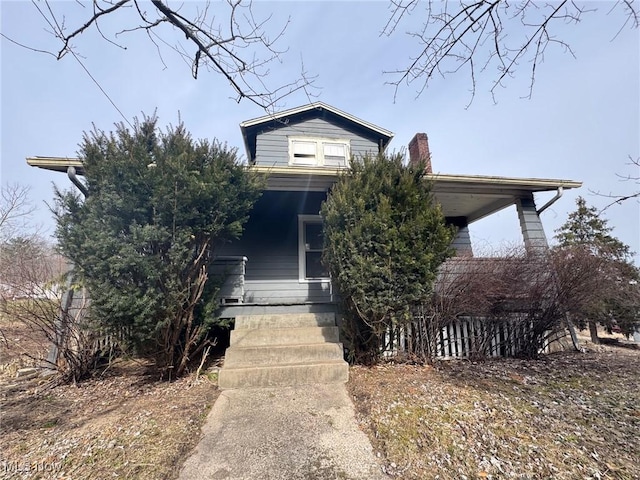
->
<box><xmin>515</xmin><ymin>194</ymin><xmax>549</xmax><ymax>252</ymax></box>
<box><xmin>448</xmin><ymin>217</ymin><xmax>473</xmax><ymax>256</ymax></box>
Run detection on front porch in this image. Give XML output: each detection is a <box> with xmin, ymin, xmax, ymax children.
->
<box><xmin>211</xmin><ymin>186</ymin><xmax>568</xmax><ymax>319</ymax></box>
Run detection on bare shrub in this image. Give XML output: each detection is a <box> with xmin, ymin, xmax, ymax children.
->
<box><xmin>402</xmin><ymin>247</ymin><xmax>617</xmax><ymax>362</ymax></box>
<box><xmin>0</xmin><ymin>239</ymin><xmax>114</xmax><ymax>382</ymax></box>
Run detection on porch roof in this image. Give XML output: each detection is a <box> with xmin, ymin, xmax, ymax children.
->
<box><xmin>25</xmin><ymin>157</ymin><xmax>581</xmax><ymax>224</ymax></box>
<box><xmin>251</xmin><ymin>165</ymin><xmax>582</xmax><ymax>223</ymax></box>
<box><xmin>27</xmin><ymin>156</ymin><xmax>83</xmax><ymax>173</ymax></box>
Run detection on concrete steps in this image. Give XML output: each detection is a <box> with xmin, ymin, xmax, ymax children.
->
<box><xmin>218</xmin><ymin>313</ymin><xmax>349</xmax><ymax>389</ymax></box>
<box><xmin>234</xmin><ymin>312</ymin><xmax>336</xmax><ymax>329</ymax></box>
<box><xmin>230</xmin><ymin>326</ymin><xmax>340</xmax><ymax>346</ymax></box>
<box><xmin>224</xmin><ymin>343</ymin><xmax>344</xmax><ymax>367</ymax></box>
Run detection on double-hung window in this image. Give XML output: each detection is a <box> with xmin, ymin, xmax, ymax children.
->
<box><xmin>289</xmin><ymin>137</ymin><xmax>350</xmax><ymax>168</ymax></box>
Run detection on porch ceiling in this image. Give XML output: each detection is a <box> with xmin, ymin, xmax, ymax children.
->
<box><xmin>435</xmin><ymin>192</ymin><xmax>515</xmax><ymax>222</ymax></box>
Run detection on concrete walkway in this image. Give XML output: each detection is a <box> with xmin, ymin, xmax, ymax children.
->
<box><xmin>178</xmin><ymin>383</ymin><xmax>389</xmax><ymax>480</ymax></box>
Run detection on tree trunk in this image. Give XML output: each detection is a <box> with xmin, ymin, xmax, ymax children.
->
<box><xmin>564</xmin><ymin>313</ymin><xmax>581</xmax><ymax>351</ymax></box>
<box><xmin>588</xmin><ymin>319</ymin><xmax>600</xmax><ymax>344</ymax></box>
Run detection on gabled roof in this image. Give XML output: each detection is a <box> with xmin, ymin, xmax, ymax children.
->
<box><xmin>239</xmin><ymin>102</ymin><xmax>394</xmax><ymax>162</ymax></box>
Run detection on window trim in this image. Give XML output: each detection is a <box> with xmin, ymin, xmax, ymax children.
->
<box><xmin>288</xmin><ymin>136</ymin><xmax>350</xmax><ymax>168</ymax></box>
<box><xmin>298</xmin><ymin>214</ymin><xmax>330</xmax><ymax>283</ymax></box>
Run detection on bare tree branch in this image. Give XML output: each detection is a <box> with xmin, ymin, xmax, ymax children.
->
<box><xmin>47</xmin><ymin>0</ymin><xmax>130</xmax><ymax>59</ymax></box>
<box><xmin>0</xmin><ymin>183</ymin><xmax>39</xmax><ymax>242</ymax></box>
<box><xmin>383</xmin><ymin>0</ymin><xmax>639</xmax><ymax>104</ymax></box>
<box><xmin>7</xmin><ymin>0</ymin><xmax>315</xmax><ymax>113</ymax></box>
<box><xmin>0</xmin><ymin>33</ymin><xmax>57</xmax><ymax>57</ymax></box>
<box><xmin>407</xmin><ymin>245</ymin><xmax>633</xmax><ymax>360</ymax></box>
<box><xmin>593</xmin><ymin>156</ymin><xmax>640</xmax><ymax>212</ymax></box>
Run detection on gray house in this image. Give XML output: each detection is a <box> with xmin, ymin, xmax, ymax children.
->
<box><xmin>212</xmin><ymin>103</ymin><xmax>394</xmax><ymax>315</ymax></box>
<box><xmin>205</xmin><ymin>102</ymin><xmax>581</xmax><ymax>317</ymax></box>
<box><xmin>27</xmin><ymin>102</ymin><xmax>582</xmax><ymax>387</ymax></box>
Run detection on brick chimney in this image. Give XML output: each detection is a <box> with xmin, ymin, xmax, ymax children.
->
<box><xmin>408</xmin><ymin>133</ymin><xmax>432</xmax><ymax>173</ymax></box>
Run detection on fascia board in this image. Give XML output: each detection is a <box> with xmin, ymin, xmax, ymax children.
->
<box><xmin>427</xmin><ymin>173</ymin><xmax>582</xmax><ymax>192</ymax></box>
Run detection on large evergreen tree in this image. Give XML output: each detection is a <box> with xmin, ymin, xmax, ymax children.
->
<box><xmin>54</xmin><ymin>116</ymin><xmax>262</xmax><ymax>377</ymax></box>
<box><xmin>321</xmin><ymin>154</ymin><xmax>455</xmax><ymax>362</ymax></box>
<box><xmin>555</xmin><ymin>197</ymin><xmax>631</xmax><ymax>260</ymax></box>
<box><xmin>554</xmin><ymin>197</ymin><xmax>639</xmax><ymax>342</ymax></box>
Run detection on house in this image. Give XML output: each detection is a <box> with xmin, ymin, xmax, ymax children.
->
<box><xmin>27</xmin><ymin>102</ymin><xmax>582</xmax><ymax>387</ymax></box>
<box><xmin>209</xmin><ymin>102</ymin><xmax>581</xmax><ymax>317</ymax></box>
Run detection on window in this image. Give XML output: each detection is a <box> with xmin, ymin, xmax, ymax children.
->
<box><xmin>291</xmin><ymin>140</ymin><xmax>317</xmax><ymax>165</ymax></box>
<box><xmin>289</xmin><ymin>137</ymin><xmax>350</xmax><ymax>167</ymax></box>
<box><xmin>298</xmin><ymin>215</ymin><xmax>329</xmax><ymax>281</ymax></box>
<box><xmin>323</xmin><ymin>143</ymin><xmax>348</xmax><ymax>167</ymax></box>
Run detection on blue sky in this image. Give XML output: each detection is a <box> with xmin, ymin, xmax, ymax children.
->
<box><xmin>1</xmin><ymin>1</ymin><xmax>639</xmax><ymax>261</ymax></box>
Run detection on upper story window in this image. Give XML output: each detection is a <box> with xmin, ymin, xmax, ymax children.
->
<box><xmin>289</xmin><ymin>137</ymin><xmax>350</xmax><ymax>168</ymax></box>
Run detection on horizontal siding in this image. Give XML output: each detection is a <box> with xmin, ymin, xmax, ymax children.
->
<box><xmin>216</xmin><ymin>191</ymin><xmax>330</xmax><ymax>304</ymax></box>
<box><xmin>516</xmin><ymin>197</ymin><xmax>548</xmax><ymax>249</ymax></box>
<box><xmin>212</xmin><ymin>254</ymin><xmax>299</xmax><ymax>281</ymax></box>
<box><xmin>246</xmin><ymin>281</ymin><xmax>330</xmax><ymax>292</ymax></box>
<box><xmin>244</xmin><ymin>280</ymin><xmax>332</xmax><ymax>304</ymax></box>
<box><xmin>210</xmin><ymin>258</ymin><xmax>245</xmax><ymax>300</ymax></box>
<box><xmin>246</xmin><ymin>255</ymin><xmax>298</xmax><ymax>281</ymax></box>
<box><xmin>213</xmin><ymin>250</ymin><xmax>299</xmax><ymax>281</ymax></box>
<box><xmin>280</xmin><ymin>117</ymin><xmax>356</xmax><ymax>137</ymax></box>
<box><xmin>255</xmin><ymin>118</ymin><xmax>379</xmax><ymax>166</ymax></box>
<box><xmin>254</xmin><ymin>136</ymin><xmax>288</xmax><ymax>166</ymax></box>
<box><xmin>351</xmin><ymin>137</ymin><xmax>379</xmax><ymax>158</ymax></box>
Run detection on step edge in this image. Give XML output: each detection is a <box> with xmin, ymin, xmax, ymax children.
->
<box><xmin>226</xmin><ymin>342</ymin><xmax>344</xmax><ymax>351</ymax></box>
<box><xmin>220</xmin><ymin>360</ymin><xmax>349</xmax><ymax>372</ymax></box>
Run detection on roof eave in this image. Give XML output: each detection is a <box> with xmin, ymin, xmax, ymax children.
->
<box><xmin>27</xmin><ymin>156</ymin><xmax>84</xmax><ymax>174</ymax></box>
<box><xmin>426</xmin><ymin>172</ymin><xmax>582</xmax><ymax>192</ymax></box>
<box><xmin>251</xmin><ymin>165</ymin><xmax>582</xmax><ymax>189</ymax></box>
<box><xmin>25</xmin><ymin>157</ymin><xmax>582</xmax><ymax>194</ymax></box>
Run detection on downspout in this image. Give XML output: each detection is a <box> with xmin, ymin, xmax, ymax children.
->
<box><xmin>67</xmin><ymin>166</ymin><xmax>88</xmax><ymax>197</ymax></box>
<box><xmin>536</xmin><ymin>186</ymin><xmax>563</xmax><ymax>215</ymax></box>
<box><xmin>47</xmin><ymin>166</ymin><xmax>88</xmax><ymax>373</ymax></box>
<box><xmin>534</xmin><ymin>186</ymin><xmax>580</xmax><ymax>351</ymax></box>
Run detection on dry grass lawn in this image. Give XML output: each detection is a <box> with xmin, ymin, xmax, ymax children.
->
<box><xmin>1</xmin><ymin>319</ymin><xmax>219</xmax><ymax>480</ymax></box>
<box><xmin>349</xmin><ymin>343</ymin><xmax>640</xmax><ymax>479</ymax></box>
<box><xmin>3</xmin><ymin>313</ymin><xmax>639</xmax><ymax>480</ymax></box>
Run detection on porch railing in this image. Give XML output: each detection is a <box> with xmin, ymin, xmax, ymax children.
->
<box><xmin>211</xmin><ymin>256</ymin><xmax>247</xmax><ymax>305</ymax></box>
